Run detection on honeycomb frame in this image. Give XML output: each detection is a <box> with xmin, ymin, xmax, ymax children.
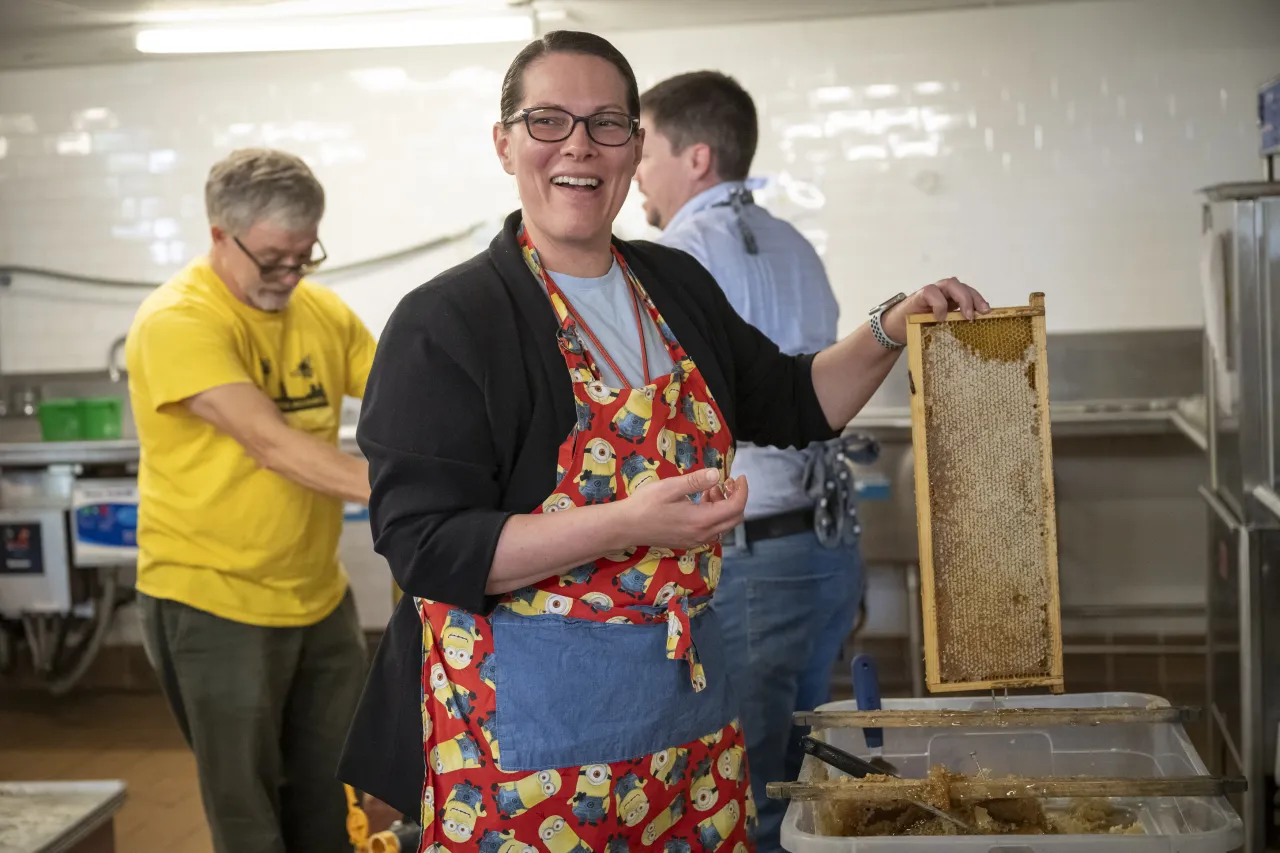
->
<box><xmin>906</xmin><ymin>292</ymin><xmax>1064</xmax><ymax>694</ymax></box>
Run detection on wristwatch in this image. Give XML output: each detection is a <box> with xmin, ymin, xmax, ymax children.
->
<box><xmin>869</xmin><ymin>292</ymin><xmax>908</xmax><ymax>349</ymax></box>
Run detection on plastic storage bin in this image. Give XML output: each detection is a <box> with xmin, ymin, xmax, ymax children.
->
<box><xmin>35</xmin><ymin>397</ymin><xmax>124</xmax><ymax>442</ymax></box>
<box><xmin>37</xmin><ymin>399</ymin><xmax>82</xmax><ymax>441</ymax></box>
<box><xmin>77</xmin><ymin>397</ymin><xmax>123</xmax><ymax>440</ymax></box>
<box><xmin>780</xmin><ymin>692</ymin><xmax>1243</xmax><ymax>853</ymax></box>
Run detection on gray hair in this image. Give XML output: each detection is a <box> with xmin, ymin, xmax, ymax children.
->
<box><xmin>204</xmin><ymin>148</ymin><xmax>325</xmax><ymax>234</ymax></box>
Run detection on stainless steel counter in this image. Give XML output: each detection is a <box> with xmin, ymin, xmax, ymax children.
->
<box><xmin>844</xmin><ymin>327</ymin><xmax>1208</xmax><ymax>446</ymax></box>
<box><xmin>0</xmin><ymin>328</ymin><xmax>1208</xmax><ymax>467</ymax></box>
<box><xmin>0</xmin><ymin>439</ymin><xmax>140</xmax><ymax>467</ymax></box>
<box><xmin>0</xmin><ymin>780</ymin><xmax>126</xmax><ymax>853</ymax></box>
<box><xmin>0</xmin><ymin>398</ymin><xmax>1208</xmax><ymax>468</ymax></box>
<box><xmin>851</xmin><ymin>397</ymin><xmax>1207</xmax><ymax>446</ymax></box>
<box><xmin>0</xmin><ymin>429</ymin><xmax>363</xmax><ymax>468</ymax></box>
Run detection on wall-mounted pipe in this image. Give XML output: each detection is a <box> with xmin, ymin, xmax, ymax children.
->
<box><xmin>47</xmin><ymin>569</ymin><xmax>119</xmax><ymax>695</ymax></box>
<box><xmin>107</xmin><ymin>335</ymin><xmax>127</xmax><ymax>383</ymax></box>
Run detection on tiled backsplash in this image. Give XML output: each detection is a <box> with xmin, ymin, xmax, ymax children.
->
<box><xmin>0</xmin><ymin>0</ymin><xmax>1277</xmax><ymax>375</ymax></box>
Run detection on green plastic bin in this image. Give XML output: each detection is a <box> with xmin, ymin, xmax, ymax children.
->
<box><xmin>38</xmin><ymin>399</ymin><xmax>83</xmax><ymax>442</ymax></box>
<box><xmin>78</xmin><ymin>397</ymin><xmax>123</xmax><ymax>440</ymax></box>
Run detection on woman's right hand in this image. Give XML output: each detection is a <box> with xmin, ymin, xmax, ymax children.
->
<box><xmin>616</xmin><ymin>468</ymin><xmax>749</xmax><ymax>551</ymax></box>
<box><xmin>488</xmin><ymin>468</ymin><xmax>748</xmax><ymax>595</ymax></box>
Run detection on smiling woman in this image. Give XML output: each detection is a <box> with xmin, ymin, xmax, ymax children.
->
<box><xmin>339</xmin><ymin>29</ymin><xmax>989</xmax><ymax>852</ymax></box>
<box><xmin>493</xmin><ymin>36</ymin><xmax>643</xmax><ymax>277</ymax></box>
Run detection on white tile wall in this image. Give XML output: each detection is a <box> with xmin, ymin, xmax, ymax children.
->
<box><xmin>0</xmin><ymin>0</ymin><xmax>1276</xmax><ymax>374</ymax></box>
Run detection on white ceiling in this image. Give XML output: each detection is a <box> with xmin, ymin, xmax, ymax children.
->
<box><xmin>0</xmin><ymin>0</ymin><xmax>1109</xmax><ymax>69</ymax></box>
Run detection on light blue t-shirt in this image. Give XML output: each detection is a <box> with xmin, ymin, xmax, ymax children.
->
<box><xmin>546</xmin><ymin>261</ymin><xmax>673</xmax><ymax>389</ymax></box>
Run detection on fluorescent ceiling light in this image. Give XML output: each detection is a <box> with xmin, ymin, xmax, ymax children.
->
<box><xmin>137</xmin><ymin>1</ymin><xmax>476</xmax><ymax>24</ymax></box>
<box><xmin>135</xmin><ymin>14</ymin><xmax>533</xmax><ymax>54</ymax></box>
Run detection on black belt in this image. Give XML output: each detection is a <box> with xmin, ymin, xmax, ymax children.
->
<box><xmin>742</xmin><ymin>508</ymin><xmax>814</xmax><ymax>544</ymax></box>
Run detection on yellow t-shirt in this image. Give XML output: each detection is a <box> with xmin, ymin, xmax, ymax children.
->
<box><xmin>126</xmin><ymin>258</ymin><xmax>377</xmax><ymax>627</ymax></box>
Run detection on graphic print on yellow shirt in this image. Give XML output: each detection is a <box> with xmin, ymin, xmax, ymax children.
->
<box><xmin>126</xmin><ymin>257</ymin><xmax>376</xmax><ymax>627</ymax></box>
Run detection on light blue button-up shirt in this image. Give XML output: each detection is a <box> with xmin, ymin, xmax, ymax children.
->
<box><xmin>657</xmin><ymin>180</ymin><xmax>840</xmax><ymax>520</ymax></box>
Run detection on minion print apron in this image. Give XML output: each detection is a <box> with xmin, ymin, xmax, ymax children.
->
<box><xmin>412</xmin><ymin>226</ymin><xmax>757</xmax><ymax>853</ymax></box>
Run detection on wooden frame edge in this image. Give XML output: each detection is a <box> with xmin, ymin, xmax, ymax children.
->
<box><xmin>926</xmin><ymin>676</ymin><xmax>1066</xmax><ymax>694</ymax></box>
<box><xmin>767</xmin><ymin>775</ymin><xmax>1245</xmax><ymax>803</ymax></box>
<box><xmin>794</xmin><ymin>705</ymin><xmax>1198</xmax><ymax>728</ymax></box>
<box><xmin>1030</xmin><ymin>292</ymin><xmax>1066</xmax><ymax>693</ymax></box>
<box><xmin>905</xmin><ymin>320</ymin><xmax>942</xmax><ymax>690</ymax></box>
<box><xmin>907</xmin><ymin>304</ymin><xmax>1045</xmax><ymax>325</ymax></box>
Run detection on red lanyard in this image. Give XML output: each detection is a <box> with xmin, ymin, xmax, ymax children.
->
<box><xmin>542</xmin><ymin>254</ymin><xmax>652</xmax><ymax>390</ymax></box>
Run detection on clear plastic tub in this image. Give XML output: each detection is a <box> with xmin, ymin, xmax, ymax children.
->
<box><xmin>780</xmin><ymin>692</ymin><xmax>1243</xmax><ymax>853</ymax></box>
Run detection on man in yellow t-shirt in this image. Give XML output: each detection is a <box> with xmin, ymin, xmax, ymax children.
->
<box><xmin>126</xmin><ymin>148</ymin><xmax>376</xmax><ymax>853</ymax></box>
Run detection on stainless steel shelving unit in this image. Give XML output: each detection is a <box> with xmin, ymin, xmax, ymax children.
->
<box><xmin>1200</xmin><ymin>179</ymin><xmax>1280</xmax><ymax>853</ymax></box>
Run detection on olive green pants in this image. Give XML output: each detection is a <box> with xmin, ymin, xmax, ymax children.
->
<box><xmin>139</xmin><ymin>590</ymin><xmax>367</xmax><ymax>853</ymax></box>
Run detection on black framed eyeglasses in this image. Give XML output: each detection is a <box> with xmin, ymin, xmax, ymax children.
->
<box><xmin>506</xmin><ymin>107</ymin><xmax>639</xmax><ymax>147</ymax></box>
<box><xmin>234</xmin><ymin>236</ymin><xmax>327</xmax><ymax>280</ymax></box>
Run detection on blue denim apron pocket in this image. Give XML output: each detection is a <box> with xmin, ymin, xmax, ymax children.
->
<box><xmin>490</xmin><ymin>607</ymin><xmax>736</xmax><ymax>773</ymax></box>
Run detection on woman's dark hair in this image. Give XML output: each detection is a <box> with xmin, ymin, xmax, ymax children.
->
<box><xmin>499</xmin><ymin>30</ymin><xmax>641</xmax><ymax>121</ymax></box>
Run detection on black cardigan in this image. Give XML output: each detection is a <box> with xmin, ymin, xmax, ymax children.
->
<box><xmin>339</xmin><ymin>210</ymin><xmax>838</xmax><ymax>816</ymax></box>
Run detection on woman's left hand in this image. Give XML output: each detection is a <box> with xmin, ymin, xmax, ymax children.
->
<box><xmin>882</xmin><ymin>277</ymin><xmax>991</xmax><ymax>344</ymax></box>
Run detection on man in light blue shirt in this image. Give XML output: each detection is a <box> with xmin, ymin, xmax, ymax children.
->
<box><xmin>637</xmin><ymin>71</ymin><xmax>865</xmax><ymax>852</ymax></box>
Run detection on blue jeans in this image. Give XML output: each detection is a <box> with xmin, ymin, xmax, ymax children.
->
<box><xmin>712</xmin><ymin>531</ymin><xmax>863</xmax><ymax>853</ymax></box>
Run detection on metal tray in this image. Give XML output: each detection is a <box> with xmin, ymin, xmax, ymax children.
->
<box><xmin>0</xmin><ymin>780</ymin><xmax>127</xmax><ymax>853</ymax></box>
